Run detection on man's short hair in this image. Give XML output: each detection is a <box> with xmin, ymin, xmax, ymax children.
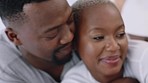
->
<box><xmin>0</xmin><ymin>0</ymin><xmax>47</xmax><ymax>25</ymax></box>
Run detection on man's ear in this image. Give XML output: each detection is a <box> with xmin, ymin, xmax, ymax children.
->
<box><xmin>5</xmin><ymin>28</ymin><xmax>22</xmax><ymax>45</ymax></box>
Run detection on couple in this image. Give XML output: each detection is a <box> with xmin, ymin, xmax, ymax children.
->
<box><xmin>0</xmin><ymin>0</ymin><xmax>147</xmax><ymax>83</ymax></box>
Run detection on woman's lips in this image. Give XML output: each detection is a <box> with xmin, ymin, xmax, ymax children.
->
<box><xmin>100</xmin><ymin>55</ymin><xmax>120</xmax><ymax>64</ymax></box>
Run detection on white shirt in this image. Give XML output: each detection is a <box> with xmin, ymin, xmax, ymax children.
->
<box><xmin>0</xmin><ymin>18</ymin><xmax>5</xmax><ymax>30</ymax></box>
<box><xmin>0</xmin><ymin>30</ymin><xmax>80</xmax><ymax>83</ymax></box>
<box><xmin>62</xmin><ymin>40</ymin><xmax>148</xmax><ymax>83</ymax></box>
<box><xmin>124</xmin><ymin>40</ymin><xmax>148</xmax><ymax>83</ymax></box>
<box><xmin>62</xmin><ymin>61</ymin><xmax>99</xmax><ymax>83</ymax></box>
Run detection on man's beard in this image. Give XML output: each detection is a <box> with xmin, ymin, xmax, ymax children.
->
<box><xmin>51</xmin><ymin>45</ymin><xmax>73</xmax><ymax>65</ymax></box>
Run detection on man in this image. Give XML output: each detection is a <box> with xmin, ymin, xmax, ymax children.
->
<box><xmin>0</xmin><ymin>0</ymin><xmax>79</xmax><ymax>83</ymax></box>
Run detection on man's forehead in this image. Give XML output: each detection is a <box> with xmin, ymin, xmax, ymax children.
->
<box><xmin>20</xmin><ymin>0</ymin><xmax>72</xmax><ymax>32</ymax></box>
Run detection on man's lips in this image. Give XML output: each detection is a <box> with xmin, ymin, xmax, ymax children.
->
<box><xmin>57</xmin><ymin>44</ymin><xmax>72</xmax><ymax>55</ymax></box>
<box><xmin>61</xmin><ymin>44</ymin><xmax>72</xmax><ymax>51</ymax></box>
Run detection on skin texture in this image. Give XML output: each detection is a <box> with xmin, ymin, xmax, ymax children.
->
<box><xmin>111</xmin><ymin>77</ymin><xmax>139</xmax><ymax>83</ymax></box>
<box><xmin>5</xmin><ymin>0</ymin><xmax>74</xmax><ymax>81</ymax></box>
<box><xmin>75</xmin><ymin>4</ymin><xmax>128</xmax><ymax>83</ymax></box>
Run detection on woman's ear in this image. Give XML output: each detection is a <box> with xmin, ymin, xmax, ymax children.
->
<box><xmin>5</xmin><ymin>28</ymin><xmax>22</xmax><ymax>45</ymax></box>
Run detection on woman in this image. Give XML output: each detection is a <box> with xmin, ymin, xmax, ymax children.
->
<box><xmin>62</xmin><ymin>0</ymin><xmax>139</xmax><ymax>83</ymax></box>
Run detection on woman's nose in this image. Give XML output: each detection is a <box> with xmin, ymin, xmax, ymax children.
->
<box><xmin>106</xmin><ymin>38</ymin><xmax>120</xmax><ymax>51</ymax></box>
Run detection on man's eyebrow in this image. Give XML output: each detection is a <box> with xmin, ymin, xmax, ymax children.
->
<box><xmin>67</xmin><ymin>11</ymin><xmax>73</xmax><ymax>21</ymax></box>
<box><xmin>44</xmin><ymin>9</ymin><xmax>73</xmax><ymax>33</ymax></box>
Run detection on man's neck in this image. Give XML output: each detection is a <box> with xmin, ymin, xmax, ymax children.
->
<box><xmin>19</xmin><ymin>47</ymin><xmax>65</xmax><ymax>82</ymax></box>
<box><xmin>25</xmin><ymin>55</ymin><xmax>64</xmax><ymax>82</ymax></box>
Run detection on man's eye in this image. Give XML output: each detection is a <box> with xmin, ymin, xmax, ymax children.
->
<box><xmin>116</xmin><ymin>32</ymin><xmax>125</xmax><ymax>38</ymax></box>
<box><xmin>93</xmin><ymin>36</ymin><xmax>104</xmax><ymax>41</ymax></box>
<box><xmin>45</xmin><ymin>31</ymin><xmax>58</xmax><ymax>40</ymax></box>
<box><xmin>46</xmin><ymin>35</ymin><xmax>57</xmax><ymax>40</ymax></box>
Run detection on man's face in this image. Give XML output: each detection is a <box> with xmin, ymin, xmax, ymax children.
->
<box><xmin>17</xmin><ymin>0</ymin><xmax>74</xmax><ymax>65</ymax></box>
<box><xmin>76</xmin><ymin>4</ymin><xmax>128</xmax><ymax>80</ymax></box>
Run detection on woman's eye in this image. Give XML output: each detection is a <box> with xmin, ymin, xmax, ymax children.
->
<box><xmin>116</xmin><ymin>32</ymin><xmax>125</xmax><ymax>38</ymax></box>
<box><xmin>93</xmin><ymin>36</ymin><xmax>104</xmax><ymax>41</ymax></box>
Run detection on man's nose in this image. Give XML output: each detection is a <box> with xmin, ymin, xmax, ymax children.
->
<box><xmin>60</xmin><ymin>25</ymin><xmax>74</xmax><ymax>44</ymax></box>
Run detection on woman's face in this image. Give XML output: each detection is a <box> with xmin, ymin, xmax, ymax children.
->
<box><xmin>76</xmin><ymin>4</ymin><xmax>128</xmax><ymax>80</ymax></box>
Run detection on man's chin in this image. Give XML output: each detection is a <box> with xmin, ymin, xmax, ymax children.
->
<box><xmin>52</xmin><ymin>43</ymin><xmax>73</xmax><ymax>65</ymax></box>
<box><xmin>52</xmin><ymin>53</ymin><xmax>73</xmax><ymax>65</ymax></box>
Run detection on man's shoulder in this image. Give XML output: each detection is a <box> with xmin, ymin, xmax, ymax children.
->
<box><xmin>0</xmin><ymin>30</ymin><xmax>21</xmax><ymax>69</ymax></box>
